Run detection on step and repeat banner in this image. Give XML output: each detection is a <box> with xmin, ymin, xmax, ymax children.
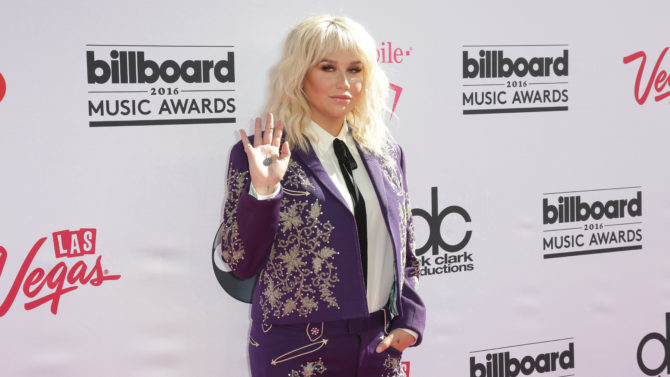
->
<box><xmin>1</xmin><ymin>1</ymin><xmax>669</xmax><ymax>376</ymax></box>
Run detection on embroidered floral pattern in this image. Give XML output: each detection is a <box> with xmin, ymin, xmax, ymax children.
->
<box><xmin>260</xmin><ymin>197</ymin><xmax>340</xmax><ymax>321</ymax></box>
<box><xmin>284</xmin><ymin>160</ymin><xmax>315</xmax><ymax>190</ymax></box>
<box><xmin>404</xmin><ymin>192</ymin><xmax>420</xmax><ymax>288</ymax></box>
<box><xmin>289</xmin><ymin>358</ymin><xmax>326</xmax><ymax>377</ymax></box>
<box><xmin>379</xmin><ymin>142</ymin><xmax>404</xmax><ymax>197</ymax></box>
<box><xmin>382</xmin><ymin>354</ymin><xmax>405</xmax><ymax>377</ymax></box>
<box><xmin>220</xmin><ymin>164</ymin><xmax>249</xmax><ymax>269</ymax></box>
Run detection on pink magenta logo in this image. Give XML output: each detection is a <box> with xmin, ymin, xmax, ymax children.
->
<box><xmin>0</xmin><ymin>228</ymin><xmax>121</xmax><ymax>316</ymax></box>
<box><xmin>623</xmin><ymin>47</ymin><xmax>670</xmax><ymax>104</ymax></box>
<box><xmin>0</xmin><ymin>72</ymin><xmax>6</xmax><ymax>102</ymax></box>
<box><xmin>401</xmin><ymin>361</ymin><xmax>410</xmax><ymax>376</ymax></box>
<box><xmin>377</xmin><ymin>42</ymin><xmax>413</xmax><ymax>64</ymax></box>
<box><xmin>377</xmin><ymin>41</ymin><xmax>411</xmax><ymax>118</ymax></box>
<box><xmin>389</xmin><ymin>83</ymin><xmax>403</xmax><ymax>118</ymax></box>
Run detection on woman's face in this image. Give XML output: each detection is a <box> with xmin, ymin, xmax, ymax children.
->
<box><xmin>303</xmin><ymin>49</ymin><xmax>364</xmax><ymax>132</ymax></box>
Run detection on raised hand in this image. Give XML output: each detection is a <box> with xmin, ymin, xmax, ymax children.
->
<box><xmin>240</xmin><ymin>113</ymin><xmax>291</xmax><ymax>196</ymax></box>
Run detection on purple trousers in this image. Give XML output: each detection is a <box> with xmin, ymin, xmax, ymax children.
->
<box><xmin>248</xmin><ymin>309</ymin><xmax>405</xmax><ymax>377</ymax></box>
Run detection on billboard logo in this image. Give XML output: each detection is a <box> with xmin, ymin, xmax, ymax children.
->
<box><xmin>470</xmin><ymin>338</ymin><xmax>575</xmax><ymax>377</ymax></box>
<box><xmin>86</xmin><ymin>44</ymin><xmax>236</xmax><ymax>128</ymax></box>
<box><xmin>541</xmin><ymin>186</ymin><xmax>643</xmax><ymax>259</ymax></box>
<box><xmin>461</xmin><ymin>44</ymin><xmax>569</xmax><ymax>115</ymax></box>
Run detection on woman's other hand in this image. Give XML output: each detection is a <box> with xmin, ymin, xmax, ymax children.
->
<box><xmin>239</xmin><ymin>113</ymin><xmax>291</xmax><ymax>196</ymax></box>
<box><xmin>375</xmin><ymin>328</ymin><xmax>417</xmax><ymax>353</ymax></box>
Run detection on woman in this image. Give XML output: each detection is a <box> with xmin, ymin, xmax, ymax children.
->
<box><xmin>221</xmin><ymin>15</ymin><xmax>425</xmax><ymax>377</ymax></box>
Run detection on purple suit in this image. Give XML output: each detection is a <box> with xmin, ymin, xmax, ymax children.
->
<box><xmin>221</xmin><ymin>134</ymin><xmax>426</xmax><ymax>348</ymax></box>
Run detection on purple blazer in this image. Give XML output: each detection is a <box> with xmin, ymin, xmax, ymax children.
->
<box><xmin>221</xmin><ymin>134</ymin><xmax>426</xmax><ymax>345</ymax></box>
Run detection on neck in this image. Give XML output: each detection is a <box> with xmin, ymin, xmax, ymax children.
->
<box><xmin>313</xmin><ymin>117</ymin><xmax>344</xmax><ymax>137</ymax></box>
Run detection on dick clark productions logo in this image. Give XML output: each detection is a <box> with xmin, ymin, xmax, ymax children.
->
<box><xmin>0</xmin><ymin>228</ymin><xmax>120</xmax><ymax>316</ymax></box>
<box><xmin>412</xmin><ymin>187</ymin><xmax>474</xmax><ymax>276</ymax></box>
<box><xmin>638</xmin><ymin>313</ymin><xmax>670</xmax><ymax>376</ymax></box>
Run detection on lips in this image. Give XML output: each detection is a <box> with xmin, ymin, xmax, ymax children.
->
<box><xmin>330</xmin><ymin>95</ymin><xmax>352</xmax><ymax>103</ymax></box>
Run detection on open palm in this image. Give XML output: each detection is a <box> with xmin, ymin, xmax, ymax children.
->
<box><xmin>240</xmin><ymin>113</ymin><xmax>291</xmax><ymax>196</ymax></box>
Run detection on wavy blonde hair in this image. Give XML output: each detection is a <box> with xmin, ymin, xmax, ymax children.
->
<box><xmin>265</xmin><ymin>15</ymin><xmax>391</xmax><ymax>155</ymax></box>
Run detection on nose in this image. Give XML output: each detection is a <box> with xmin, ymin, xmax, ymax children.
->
<box><xmin>336</xmin><ymin>71</ymin><xmax>351</xmax><ymax>89</ymax></box>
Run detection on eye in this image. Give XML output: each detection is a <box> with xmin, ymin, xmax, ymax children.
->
<box><xmin>320</xmin><ymin>64</ymin><xmax>335</xmax><ymax>72</ymax></box>
<box><xmin>348</xmin><ymin>66</ymin><xmax>362</xmax><ymax>73</ymax></box>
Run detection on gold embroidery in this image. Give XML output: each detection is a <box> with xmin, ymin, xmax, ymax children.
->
<box><xmin>284</xmin><ymin>188</ymin><xmax>311</xmax><ymax>197</ymax></box>
<box><xmin>259</xmin><ymin>165</ymin><xmax>340</xmax><ymax>321</ymax></box>
<box><xmin>306</xmin><ymin>322</ymin><xmax>324</xmax><ymax>342</ymax></box>
<box><xmin>284</xmin><ymin>160</ymin><xmax>315</xmax><ymax>190</ymax></box>
<box><xmin>220</xmin><ymin>164</ymin><xmax>249</xmax><ymax>269</ymax></box>
<box><xmin>382</xmin><ymin>354</ymin><xmax>405</xmax><ymax>377</ymax></box>
<box><xmin>249</xmin><ymin>336</ymin><xmax>259</xmax><ymax>347</ymax></box>
<box><xmin>398</xmin><ymin>201</ymin><xmax>407</xmax><ymax>291</ymax></box>
<box><xmin>379</xmin><ymin>142</ymin><xmax>404</xmax><ymax>197</ymax></box>
<box><xmin>288</xmin><ymin>357</ymin><xmax>327</xmax><ymax>377</ymax></box>
<box><xmin>271</xmin><ymin>339</ymin><xmax>328</xmax><ymax>365</ymax></box>
<box><xmin>404</xmin><ymin>192</ymin><xmax>420</xmax><ymax>288</ymax></box>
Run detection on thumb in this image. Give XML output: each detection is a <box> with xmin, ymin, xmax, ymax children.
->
<box><xmin>376</xmin><ymin>333</ymin><xmax>394</xmax><ymax>353</ymax></box>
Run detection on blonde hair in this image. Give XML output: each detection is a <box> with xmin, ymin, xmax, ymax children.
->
<box><xmin>265</xmin><ymin>15</ymin><xmax>391</xmax><ymax>155</ymax></box>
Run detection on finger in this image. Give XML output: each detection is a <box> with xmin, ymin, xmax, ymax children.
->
<box><xmin>253</xmin><ymin>117</ymin><xmax>262</xmax><ymax>147</ymax></box>
<box><xmin>240</xmin><ymin>129</ymin><xmax>252</xmax><ymax>152</ymax></box>
<box><xmin>271</xmin><ymin>119</ymin><xmax>284</xmax><ymax>148</ymax></box>
<box><xmin>376</xmin><ymin>333</ymin><xmax>394</xmax><ymax>353</ymax></box>
<box><xmin>279</xmin><ymin>140</ymin><xmax>291</xmax><ymax>161</ymax></box>
<box><xmin>262</xmin><ymin>113</ymin><xmax>274</xmax><ymax>145</ymax></box>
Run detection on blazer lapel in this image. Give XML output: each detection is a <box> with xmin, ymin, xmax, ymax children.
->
<box><xmin>292</xmin><ymin>144</ymin><xmax>352</xmax><ymax>211</ymax></box>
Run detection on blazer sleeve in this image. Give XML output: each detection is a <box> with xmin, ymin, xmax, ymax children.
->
<box><xmin>220</xmin><ymin>140</ymin><xmax>283</xmax><ymax>279</ymax></box>
<box><xmin>389</xmin><ymin>145</ymin><xmax>427</xmax><ymax>346</ymax></box>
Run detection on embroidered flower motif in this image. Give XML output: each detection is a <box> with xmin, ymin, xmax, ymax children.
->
<box><xmin>289</xmin><ymin>358</ymin><xmax>326</xmax><ymax>377</ymax></box>
<box><xmin>280</xmin><ymin>203</ymin><xmax>304</xmax><ymax>232</ymax></box>
<box><xmin>262</xmin><ymin>279</ymin><xmax>282</xmax><ymax>309</ymax></box>
<box><xmin>382</xmin><ymin>354</ymin><xmax>405</xmax><ymax>377</ymax></box>
<box><xmin>282</xmin><ymin>298</ymin><xmax>297</xmax><ymax>317</ymax></box>
<box><xmin>310</xmin><ymin>327</ymin><xmax>320</xmax><ymax>336</ymax></box>
<box><xmin>278</xmin><ymin>245</ymin><xmax>306</xmax><ymax>274</ymax></box>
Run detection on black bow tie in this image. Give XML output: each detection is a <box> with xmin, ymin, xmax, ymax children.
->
<box><xmin>333</xmin><ymin>138</ymin><xmax>358</xmax><ymax>171</ymax></box>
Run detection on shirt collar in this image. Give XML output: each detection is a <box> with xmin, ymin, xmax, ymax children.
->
<box><xmin>306</xmin><ymin>120</ymin><xmax>353</xmax><ymax>156</ymax></box>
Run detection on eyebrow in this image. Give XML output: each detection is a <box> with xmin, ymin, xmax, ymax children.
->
<box><xmin>319</xmin><ymin>59</ymin><xmax>363</xmax><ymax>65</ymax></box>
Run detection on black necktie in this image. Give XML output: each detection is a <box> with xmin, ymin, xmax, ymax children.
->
<box><xmin>332</xmin><ymin>138</ymin><xmax>367</xmax><ymax>286</ymax></box>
